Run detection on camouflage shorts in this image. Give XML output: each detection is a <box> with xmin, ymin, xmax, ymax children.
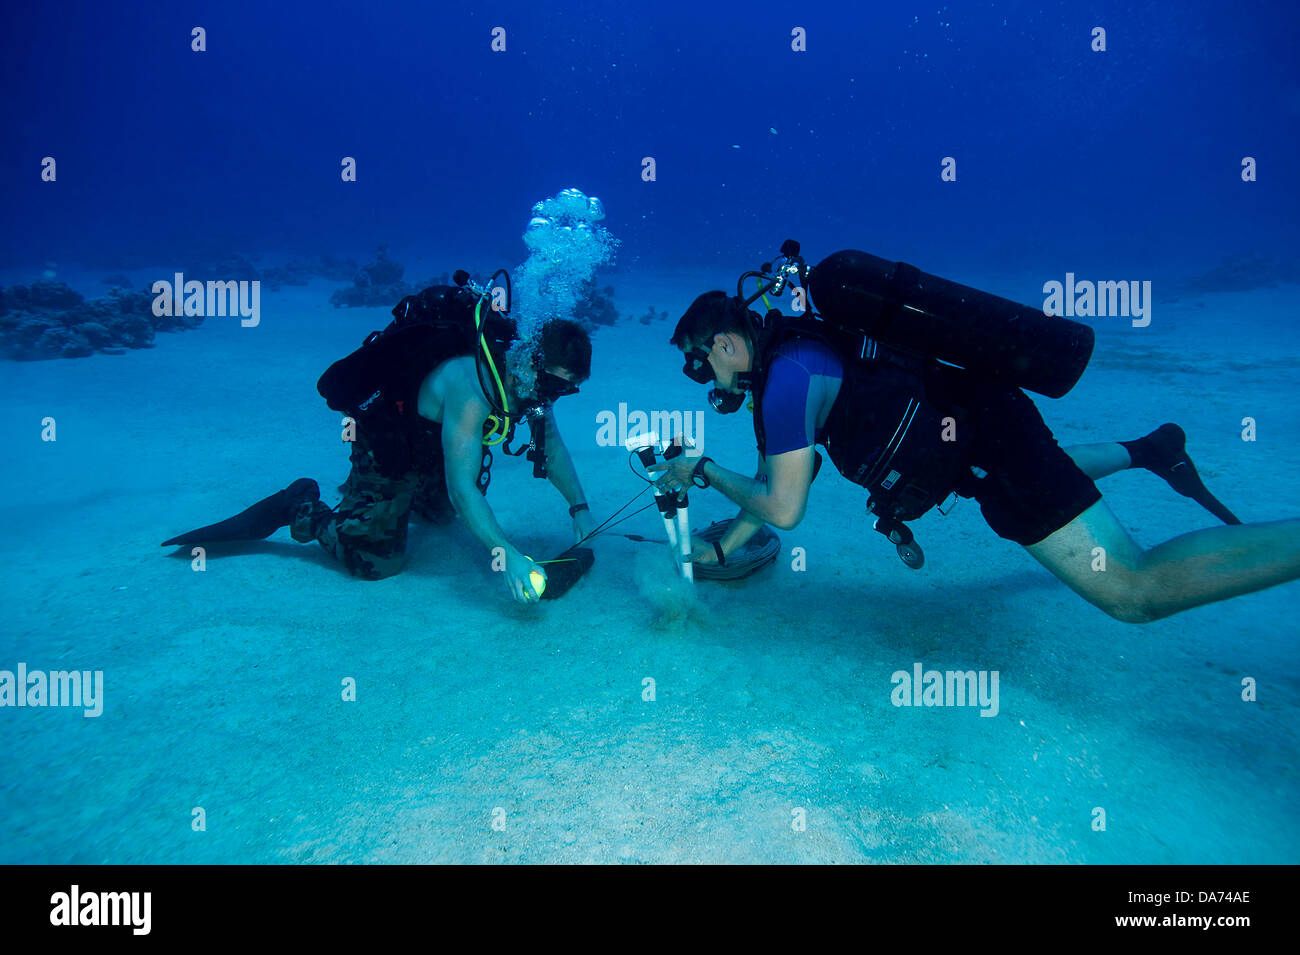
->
<box><xmin>290</xmin><ymin>430</ymin><xmax>462</xmax><ymax>580</ymax></box>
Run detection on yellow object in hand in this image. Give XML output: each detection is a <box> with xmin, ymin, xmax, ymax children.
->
<box><xmin>529</xmin><ymin>568</ymin><xmax>547</xmax><ymax>598</ymax></box>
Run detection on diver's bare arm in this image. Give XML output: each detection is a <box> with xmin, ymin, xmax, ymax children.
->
<box><xmin>441</xmin><ymin>386</ymin><xmax>516</xmax><ymax>556</ymax></box>
<box><xmin>719</xmin><ymin>459</ymin><xmax>771</xmax><ymax>552</ymax></box>
<box><xmin>700</xmin><ymin>447</ymin><xmax>814</xmax><ymax>531</ymax></box>
<box><xmin>541</xmin><ymin>411</ymin><xmax>588</xmax><ymax>509</ymax></box>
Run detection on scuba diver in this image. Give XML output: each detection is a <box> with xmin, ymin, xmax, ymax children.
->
<box><xmin>653</xmin><ymin>242</ymin><xmax>1300</xmax><ymax>623</ymax></box>
<box><xmin>162</xmin><ymin>271</ymin><xmax>594</xmax><ymax>604</ymax></box>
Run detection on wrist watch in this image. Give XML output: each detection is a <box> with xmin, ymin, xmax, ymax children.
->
<box><xmin>691</xmin><ymin>456</ymin><xmax>713</xmax><ymax>489</ymax></box>
<box><xmin>568</xmin><ymin>502</ymin><xmax>590</xmax><ymax>517</ymax></box>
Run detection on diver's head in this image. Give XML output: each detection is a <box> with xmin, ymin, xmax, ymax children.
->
<box><xmin>670</xmin><ymin>291</ymin><xmax>755</xmax><ymax>406</ymax></box>
<box><xmin>508</xmin><ymin>317</ymin><xmax>592</xmax><ymax>408</ymax></box>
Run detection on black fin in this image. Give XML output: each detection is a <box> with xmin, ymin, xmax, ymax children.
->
<box><xmin>1142</xmin><ymin>424</ymin><xmax>1241</xmax><ymax>525</ymax></box>
<box><xmin>162</xmin><ymin>479</ymin><xmax>320</xmax><ymax>546</ymax></box>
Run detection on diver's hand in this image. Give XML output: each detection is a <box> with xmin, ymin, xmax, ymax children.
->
<box><xmin>572</xmin><ymin>508</ymin><xmax>596</xmax><ymax>544</ymax></box>
<box><xmin>503</xmin><ymin>547</ymin><xmax>547</xmax><ymax>604</ymax></box>
<box><xmin>647</xmin><ymin>454</ymin><xmax>697</xmax><ymax>493</ymax></box>
<box><xmin>689</xmin><ymin>537</ymin><xmax>719</xmax><ymax>565</ymax></box>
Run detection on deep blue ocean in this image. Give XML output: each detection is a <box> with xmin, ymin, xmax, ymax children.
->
<box><xmin>3</xmin><ymin>0</ymin><xmax>1296</xmax><ymax>281</ymax></box>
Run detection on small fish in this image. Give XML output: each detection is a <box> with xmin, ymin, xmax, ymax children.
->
<box><xmin>769</xmin><ymin>127</ymin><xmax>778</xmax><ymax>135</ymax></box>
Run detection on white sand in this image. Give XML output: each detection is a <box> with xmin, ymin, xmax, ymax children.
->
<box><xmin>1</xmin><ymin>275</ymin><xmax>1296</xmax><ymax>863</ymax></box>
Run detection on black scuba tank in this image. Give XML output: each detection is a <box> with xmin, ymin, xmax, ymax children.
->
<box><xmin>807</xmin><ymin>250</ymin><xmax>1094</xmax><ymax>399</ymax></box>
<box><xmin>315</xmin><ymin>283</ymin><xmax>517</xmax><ymax>481</ymax></box>
<box><xmin>316</xmin><ymin>284</ymin><xmax>513</xmax><ymax>418</ymax></box>
<box><xmin>317</xmin><ymin>322</ymin><xmax>445</xmax><ymax>417</ymax></box>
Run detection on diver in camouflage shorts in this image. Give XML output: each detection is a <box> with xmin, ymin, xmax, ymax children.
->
<box><xmin>162</xmin><ymin>280</ymin><xmax>594</xmax><ymax>603</ymax></box>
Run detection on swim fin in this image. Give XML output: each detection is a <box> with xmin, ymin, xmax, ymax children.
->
<box><xmin>161</xmin><ymin>478</ymin><xmax>321</xmax><ymax>546</ymax></box>
<box><xmin>538</xmin><ymin>545</ymin><xmax>594</xmax><ymax>600</ymax></box>
<box><xmin>1130</xmin><ymin>424</ymin><xmax>1241</xmax><ymax>525</ymax></box>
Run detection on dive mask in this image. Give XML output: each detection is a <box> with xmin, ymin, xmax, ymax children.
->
<box><xmin>534</xmin><ymin>370</ymin><xmax>581</xmax><ymax>403</ymax></box>
<box><xmin>684</xmin><ymin>343</ymin><xmax>748</xmax><ymax>413</ymax></box>
<box><xmin>683</xmin><ymin>346</ymin><xmax>715</xmax><ymax>384</ymax></box>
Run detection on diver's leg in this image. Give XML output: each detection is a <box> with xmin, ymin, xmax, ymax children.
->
<box><xmin>291</xmin><ymin>438</ymin><xmax>416</xmax><ymax>579</ymax></box>
<box><xmin>293</xmin><ymin>482</ymin><xmax>414</xmax><ymax>579</ymax></box>
<box><xmin>1064</xmin><ymin>443</ymin><xmax>1131</xmax><ymax>480</ymax></box>
<box><xmin>1025</xmin><ymin>499</ymin><xmax>1300</xmax><ymax>622</ymax></box>
<box><xmin>331</xmin><ymin>482</ymin><xmax>415</xmax><ymax>579</ymax></box>
<box><xmin>1067</xmin><ymin>426</ymin><xmax>1241</xmax><ymax>523</ymax></box>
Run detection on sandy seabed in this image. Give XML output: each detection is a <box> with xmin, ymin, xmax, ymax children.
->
<box><xmin>1</xmin><ymin>274</ymin><xmax>1296</xmax><ymax>864</ymax></box>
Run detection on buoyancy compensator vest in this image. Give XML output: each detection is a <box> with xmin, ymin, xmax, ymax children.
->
<box><xmin>748</xmin><ymin>312</ymin><xmax>970</xmax><ymax>568</ymax></box>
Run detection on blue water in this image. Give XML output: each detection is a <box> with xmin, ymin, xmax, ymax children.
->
<box><xmin>3</xmin><ymin>0</ymin><xmax>1296</xmax><ymax>278</ymax></box>
<box><xmin>1</xmin><ymin>0</ymin><xmax>1297</xmax><ymax>864</ymax></box>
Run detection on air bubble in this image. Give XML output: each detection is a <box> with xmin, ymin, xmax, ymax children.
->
<box><xmin>509</xmin><ymin>188</ymin><xmax>621</xmax><ymax>395</ymax></box>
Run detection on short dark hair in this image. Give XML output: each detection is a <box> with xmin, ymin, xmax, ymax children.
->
<box><xmin>670</xmin><ymin>291</ymin><xmax>752</xmax><ymax>350</ymax></box>
<box><xmin>539</xmin><ymin>318</ymin><xmax>592</xmax><ymax>380</ymax></box>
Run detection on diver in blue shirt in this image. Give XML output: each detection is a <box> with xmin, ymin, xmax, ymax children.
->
<box><xmin>653</xmin><ymin>250</ymin><xmax>1299</xmax><ymax>624</ymax></box>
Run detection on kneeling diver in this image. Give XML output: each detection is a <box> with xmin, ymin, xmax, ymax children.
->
<box><xmin>163</xmin><ymin>272</ymin><xmax>595</xmax><ymax>604</ymax></box>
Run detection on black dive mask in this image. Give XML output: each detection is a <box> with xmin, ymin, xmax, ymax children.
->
<box><xmin>683</xmin><ymin>346</ymin><xmax>714</xmax><ymax>384</ymax></box>
<box><xmin>684</xmin><ymin>343</ymin><xmax>749</xmax><ymax>413</ymax></box>
<box><xmin>533</xmin><ymin>370</ymin><xmax>580</xmax><ymax>403</ymax></box>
